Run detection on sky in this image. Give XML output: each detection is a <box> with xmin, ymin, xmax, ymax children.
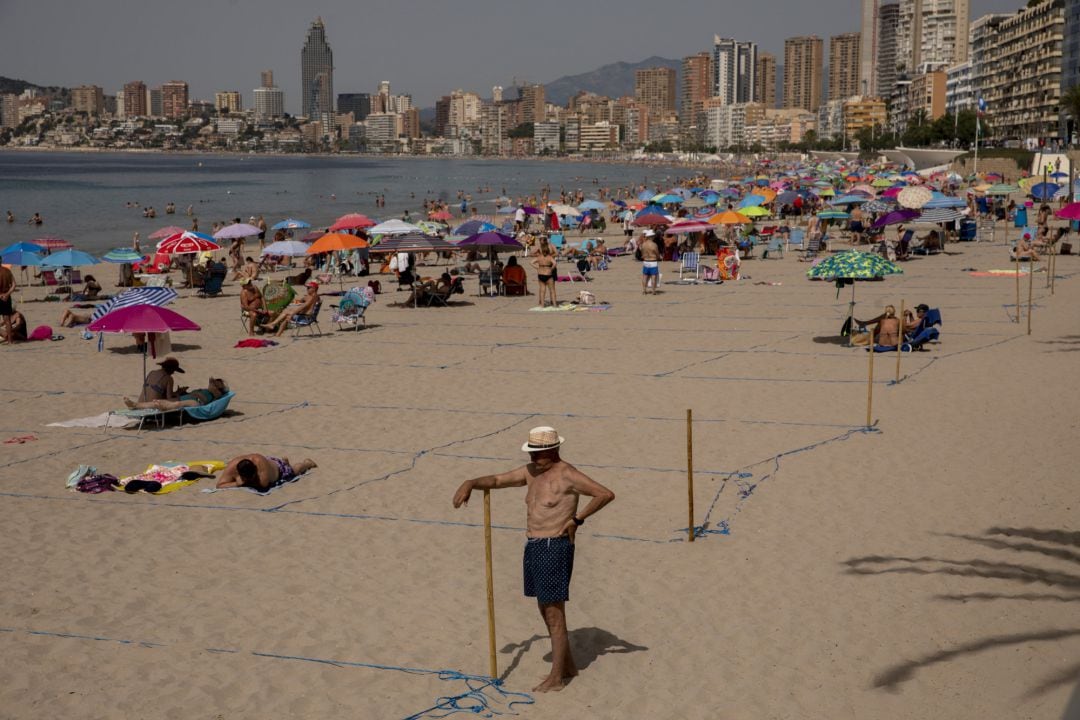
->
<box><xmin>0</xmin><ymin>0</ymin><xmax>1024</xmax><ymax>111</ymax></box>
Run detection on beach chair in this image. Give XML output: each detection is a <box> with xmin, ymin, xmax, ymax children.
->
<box><xmin>332</xmin><ymin>288</ymin><xmax>369</xmax><ymax>331</ymax></box>
<box><xmin>549</xmin><ymin>234</ymin><xmax>566</xmax><ymax>254</ymax></box>
<box><xmin>786</xmin><ymin>228</ymin><xmax>805</xmax><ymax>253</ymax></box>
<box><xmin>503</xmin><ymin>264</ymin><xmax>528</xmax><ymax>296</ymax></box>
<box><xmin>678</xmin><ymin>251</ymin><xmax>701</xmax><ymax>280</ymax></box>
<box><xmin>478</xmin><ymin>269</ymin><xmax>503</xmax><ymax>296</ymax></box>
<box><xmin>105</xmin><ymin>391</ymin><xmax>236</xmax><ymax>433</ymax></box>
<box><xmin>762</xmin><ymin>236</ymin><xmax>784</xmax><ymax>259</ymax></box>
<box><xmin>803</xmin><ymin>231</ymin><xmax>823</xmax><ymax>261</ymax></box>
<box><xmin>198</xmin><ymin>271</ymin><xmax>226</xmax><ymax>298</ymax></box>
<box><xmin>289</xmin><ymin>301</ymin><xmax>323</xmax><ymax>337</ymax></box>
<box><xmin>40</xmin><ymin>270</ymin><xmax>58</xmax><ymax>287</ymax></box>
<box><xmin>67</xmin><ymin>269</ymin><xmax>83</xmax><ymax>285</ymax></box>
<box><xmin>905</xmin><ymin>308</ymin><xmax>942</xmax><ymax>348</ymax></box>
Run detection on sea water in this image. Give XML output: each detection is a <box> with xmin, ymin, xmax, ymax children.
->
<box><xmin>0</xmin><ymin>151</ymin><xmax>689</xmax><ymax>255</ymax></box>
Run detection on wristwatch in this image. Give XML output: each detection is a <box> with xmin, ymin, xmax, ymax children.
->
<box><xmin>572</xmin><ymin>516</ymin><xmax>584</xmax><ymax>526</ymax></box>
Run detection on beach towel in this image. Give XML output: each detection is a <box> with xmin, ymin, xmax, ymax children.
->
<box><xmin>968</xmin><ymin>268</ymin><xmax>1033</xmax><ymax>277</ymax></box>
<box><xmin>234</xmin><ymin>338</ymin><xmax>279</xmax><ymax>348</ymax></box>
<box><xmin>200</xmin><ymin>468</ymin><xmax>314</xmax><ymax>496</ymax></box>
<box><xmin>528</xmin><ymin>303</ymin><xmax>613</xmax><ymax>313</ymax></box>
<box><xmin>120</xmin><ymin>460</ymin><xmax>224</xmax><ymax>494</ymax></box>
<box><xmin>49</xmin><ymin>413</ymin><xmax>139</xmax><ymax>429</ymax></box>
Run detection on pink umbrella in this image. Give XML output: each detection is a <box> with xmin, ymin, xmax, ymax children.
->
<box><xmin>667</xmin><ymin>221</ymin><xmax>715</xmax><ymax>234</ymax></box>
<box><xmin>149</xmin><ymin>226</ymin><xmax>187</xmax><ymax>240</ymax></box>
<box><xmin>1055</xmin><ymin>203</ymin><xmax>1080</xmax><ymax>220</ymax></box>
<box><xmin>428</xmin><ymin>209</ymin><xmax>453</xmax><ymax>221</ymax></box>
<box><xmin>329</xmin><ymin>213</ymin><xmax>375</xmax><ymax>231</ymax></box>
<box><xmin>88</xmin><ymin>304</ymin><xmax>200</xmax><ymax>377</ymax></box>
<box><xmin>32</xmin><ymin>236</ymin><xmax>73</xmax><ymax>250</ymax></box>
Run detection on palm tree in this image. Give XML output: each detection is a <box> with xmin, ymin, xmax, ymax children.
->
<box><xmin>1061</xmin><ymin>85</ymin><xmax>1080</xmax><ymax>147</ymax></box>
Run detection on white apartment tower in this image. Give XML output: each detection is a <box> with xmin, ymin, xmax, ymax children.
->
<box><xmin>713</xmin><ymin>36</ymin><xmax>758</xmax><ymax>105</ymax></box>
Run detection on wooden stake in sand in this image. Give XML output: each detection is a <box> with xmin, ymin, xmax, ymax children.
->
<box><xmin>686</xmin><ymin>409</ymin><xmax>695</xmax><ymax>543</ymax></box>
<box><xmin>1015</xmin><ymin>252</ymin><xmax>1021</xmax><ymax>323</ymax></box>
<box><xmin>483</xmin><ymin>490</ymin><xmax>498</xmax><ymax>678</ymax></box>
<box><xmin>866</xmin><ymin>337</ymin><xmax>875</xmax><ymax>429</ymax></box>
<box><xmin>895</xmin><ymin>300</ymin><xmax>905</xmax><ymax>383</ymax></box>
<box><xmin>1027</xmin><ymin>257</ymin><xmax>1035</xmax><ymax>336</ymax></box>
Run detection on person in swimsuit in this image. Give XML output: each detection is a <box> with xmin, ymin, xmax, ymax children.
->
<box><xmin>639</xmin><ymin>230</ymin><xmax>661</xmax><ymax>294</ymax></box>
<box><xmin>137</xmin><ymin>357</ymin><xmax>185</xmax><ymax>402</ymax></box>
<box><xmin>452</xmin><ymin>426</ymin><xmax>614</xmax><ymax>693</ymax></box>
<box><xmin>124</xmin><ymin>377</ymin><xmax>228</xmax><ymax>411</ymax></box>
<box><xmin>530</xmin><ymin>237</ymin><xmax>558</xmax><ymax>307</ymax></box>
<box><xmin>216</xmin><ymin>453</ymin><xmax>317</xmax><ymax>491</ymax></box>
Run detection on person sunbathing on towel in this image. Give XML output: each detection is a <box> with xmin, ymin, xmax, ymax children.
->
<box><xmin>59</xmin><ymin>308</ymin><xmax>92</xmax><ymax>327</ymax></box>
<box><xmin>216</xmin><ymin>453</ymin><xmax>317</xmax><ymax>490</ymax></box>
<box><xmin>124</xmin><ymin>377</ymin><xmax>228</xmax><ymax>411</ymax></box>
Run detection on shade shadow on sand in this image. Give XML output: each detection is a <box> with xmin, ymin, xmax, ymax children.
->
<box><xmin>498</xmin><ymin>627</ymin><xmax>648</xmax><ymax>682</ymax></box>
<box><xmin>108</xmin><ymin>343</ymin><xmax>202</xmax><ymax>354</ymax></box>
<box><xmin>844</xmin><ymin>526</ymin><xmax>1080</xmax><ymax>696</ymax></box>
<box><xmin>812</xmin><ymin>335</ymin><xmax>849</xmax><ymax>346</ymax></box>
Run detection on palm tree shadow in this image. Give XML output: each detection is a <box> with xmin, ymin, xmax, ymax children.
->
<box><xmin>498</xmin><ymin>626</ymin><xmax>648</xmax><ymax>682</ymax></box>
<box><xmin>845</xmin><ymin>527</ymin><xmax>1080</xmax><ymax>697</ymax></box>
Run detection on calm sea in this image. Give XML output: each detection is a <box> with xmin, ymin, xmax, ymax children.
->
<box><xmin>0</xmin><ymin>152</ymin><xmax>691</xmax><ymax>255</ymax></box>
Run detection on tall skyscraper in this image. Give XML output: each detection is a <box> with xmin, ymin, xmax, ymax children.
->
<box><xmin>897</xmin><ymin>0</ymin><xmax>970</xmax><ymax>75</ymax></box>
<box><xmin>301</xmin><ymin>18</ymin><xmax>334</xmax><ymax>118</ymax></box>
<box><xmin>680</xmin><ymin>52</ymin><xmax>714</xmax><ymax>130</ymax></box>
<box><xmin>123</xmin><ymin>80</ymin><xmax>147</xmax><ymax>118</ymax></box>
<box><xmin>72</xmin><ymin>85</ymin><xmax>104</xmax><ymax>115</ymax></box>
<box><xmin>860</xmin><ymin>0</ymin><xmax>879</xmax><ymax>96</ymax></box>
<box><xmin>518</xmin><ymin>83</ymin><xmax>546</xmax><ymax>124</ymax></box>
<box><xmin>635</xmin><ymin>68</ymin><xmax>676</xmax><ymax>120</ymax></box>
<box><xmin>161</xmin><ymin>81</ymin><xmax>189</xmax><ymax>119</ymax></box>
<box><xmin>713</xmin><ymin>37</ymin><xmax>758</xmax><ymax>105</ymax></box>
<box><xmin>829</xmin><ymin>33</ymin><xmax>862</xmax><ymax>101</ymax></box>
<box><xmin>784</xmin><ymin>36</ymin><xmax>824</xmax><ymax>112</ymax></box>
<box><xmin>754</xmin><ymin>53</ymin><xmax>777</xmax><ymax>108</ymax></box>
<box><xmin>877</xmin><ymin>3</ymin><xmax>901</xmax><ymax>96</ymax></box>
<box><xmin>337</xmin><ymin>93</ymin><xmax>371</xmax><ymax>121</ymax></box>
<box><xmin>261</xmin><ymin>70</ymin><xmax>274</xmax><ymax>89</ymax></box>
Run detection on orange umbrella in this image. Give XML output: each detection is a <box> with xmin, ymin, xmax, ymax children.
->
<box><xmin>708</xmin><ymin>210</ymin><xmax>753</xmax><ymax>225</ymax></box>
<box><xmin>756</xmin><ymin>188</ymin><xmax>777</xmax><ymax>204</ymax></box>
<box><xmin>306</xmin><ymin>232</ymin><xmax>369</xmax><ymax>254</ymax></box>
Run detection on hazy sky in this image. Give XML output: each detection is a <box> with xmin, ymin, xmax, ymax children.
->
<box><xmin>0</xmin><ymin>0</ymin><xmax>1022</xmax><ymax>110</ymax></box>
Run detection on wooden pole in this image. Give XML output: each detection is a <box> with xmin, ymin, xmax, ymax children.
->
<box><xmin>483</xmin><ymin>489</ymin><xmax>498</xmax><ymax>678</ymax></box>
<box><xmin>895</xmin><ymin>300</ymin><xmax>905</xmax><ymax>383</ymax></box>
<box><xmin>866</xmin><ymin>336</ymin><xmax>875</xmax><ymax>429</ymax></box>
<box><xmin>1015</xmin><ymin>251</ymin><xmax>1021</xmax><ymax>323</ymax></box>
<box><xmin>1050</xmin><ymin>241</ymin><xmax>1057</xmax><ymax>295</ymax></box>
<box><xmin>686</xmin><ymin>409</ymin><xmax>695</xmax><ymax>543</ymax></box>
<box><xmin>1027</xmin><ymin>256</ymin><xmax>1035</xmax><ymax>336</ymax></box>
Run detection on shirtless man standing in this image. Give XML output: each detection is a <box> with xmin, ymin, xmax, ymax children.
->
<box><xmin>0</xmin><ymin>264</ymin><xmax>16</xmax><ymax>345</ymax></box>
<box><xmin>639</xmin><ymin>230</ymin><xmax>661</xmax><ymax>294</ymax></box>
<box><xmin>216</xmin><ymin>453</ymin><xmax>317</xmax><ymax>491</ymax></box>
<box><xmin>452</xmin><ymin>426</ymin><xmax>615</xmax><ymax>693</ymax></box>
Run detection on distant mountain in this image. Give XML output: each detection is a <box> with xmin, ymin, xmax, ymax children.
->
<box><xmin>536</xmin><ymin>56</ymin><xmax>682</xmax><ymax>106</ymax></box>
<box><xmin>0</xmin><ymin>76</ymin><xmax>68</xmax><ymax>99</ymax></box>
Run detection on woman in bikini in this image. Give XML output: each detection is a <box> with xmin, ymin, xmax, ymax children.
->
<box><xmin>125</xmin><ymin>377</ymin><xmax>229</xmax><ymax>411</ymax></box>
<box><xmin>530</xmin><ymin>237</ymin><xmax>558</xmax><ymax>307</ymax></box>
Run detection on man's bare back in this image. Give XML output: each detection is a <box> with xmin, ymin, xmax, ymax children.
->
<box><xmin>639</xmin><ymin>239</ymin><xmax>661</xmax><ymax>261</ymax></box>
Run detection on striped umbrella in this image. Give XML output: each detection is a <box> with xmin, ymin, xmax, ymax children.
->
<box><xmin>102</xmin><ymin>248</ymin><xmax>145</xmax><ymax>263</ymax></box>
<box><xmin>371</xmin><ymin>233</ymin><xmax>457</xmax><ymax>253</ymax></box>
<box><xmin>916</xmin><ymin>208</ymin><xmax>964</xmax><ymax>224</ymax></box>
<box><xmin>817</xmin><ymin>210</ymin><xmax>850</xmax><ymax>220</ymax></box>
<box><xmin>922</xmin><ymin>195</ymin><xmax>967</xmax><ymax>209</ymax></box>
<box><xmin>32</xmin><ymin>236</ymin><xmax>73</xmax><ymax>250</ymax></box>
<box><xmin>91</xmin><ymin>287</ymin><xmax>178</xmax><ymax>322</ymax></box>
<box><xmin>985</xmin><ymin>183</ymin><xmax>1020</xmax><ymax>196</ymax></box>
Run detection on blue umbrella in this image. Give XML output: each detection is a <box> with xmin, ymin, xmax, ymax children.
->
<box><xmin>1</xmin><ymin>241</ymin><xmax>46</xmax><ymax>255</ymax></box>
<box><xmin>496</xmin><ymin>206</ymin><xmax>515</xmax><ymax>214</ymax></box>
<box><xmin>1030</xmin><ymin>182</ymin><xmax>1060</xmax><ymax>201</ymax></box>
<box><xmin>453</xmin><ymin>220</ymin><xmax>497</xmax><ymax>236</ymax></box>
<box><xmin>738</xmin><ymin>194</ymin><xmax>766</xmax><ymax>208</ymax></box>
<box><xmin>41</xmin><ymin>249</ymin><xmax>100</xmax><ymax>267</ymax></box>
<box><xmin>271</xmin><ymin>218</ymin><xmax>311</xmax><ymax>230</ymax></box>
<box><xmin>577</xmin><ymin>200</ymin><xmax>607</xmax><ymax>211</ymax></box>
<box><xmin>1</xmin><ymin>250</ymin><xmax>44</xmax><ymax>266</ymax></box>
<box><xmin>636</xmin><ymin>189</ymin><xmax>656</xmax><ymax>201</ymax></box>
<box><xmin>653</xmin><ymin>194</ymin><xmax>684</xmax><ymax>205</ymax></box>
<box><xmin>102</xmin><ymin>248</ymin><xmax>145</xmax><ymax>263</ymax></box>
<box><xmin>829</xmin><ymin>194</ymin><xmax>872</xmax><ymax>205</ymax></box>
<box><xmin>922</xmin><ymin>195</ymin><xmax>967</xmax><ymax>209</ymax></box>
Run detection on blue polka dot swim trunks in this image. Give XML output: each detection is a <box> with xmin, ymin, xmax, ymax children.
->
<box><xmin>523</xmin><ymin>536</ymin><xmax>575</xmax><ymax>604</ymax></box>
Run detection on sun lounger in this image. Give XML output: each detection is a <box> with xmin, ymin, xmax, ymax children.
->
<box><xmin>105</xmin><ymin>391</ymin><xmax>236</xmax><ymax>432</ymax></box>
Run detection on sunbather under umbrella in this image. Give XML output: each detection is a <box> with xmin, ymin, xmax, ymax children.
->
<box><xmin>88</xmin><ymin>304</ymin><xmax>200</xmax><ymax>382</ymax></box>
<box><xmin>806</xmin><ymin>250</ymin><xmax>903</xmax><ymax>346</ymax></box>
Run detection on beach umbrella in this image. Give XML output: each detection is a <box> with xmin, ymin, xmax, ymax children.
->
<box><xmin>633</xmin><ymin>212</ymin><xmax>670</xmax><ymax>227</ymax></box>
<box><xmin>371</xmin><ymin>233</ymin><xmax>457</xmax><ymax>253</ymax></box>
<box><xmin>577</xmin><ymin>200</ymin><xmax>608</xmax><ymax>211</ymax></box>
<box><xmin>871</xmin><ymin>209</ymin><xmax>920</xmax><ymax>228</ymax></box>
<box><xmin>667</xmin><ymin>220</ymin><xmax>716</xmax><ymax>234</ymax></box>
<box><xmin>31</xmin><ymin>236</ymin><xmax>73</xmax><ymax>250</ymax></box>
<box><xmin>1054</xmin><ymin>202</ymin><xmax>1080</xmax><ymax>220</ymax></box>
<box><xmin>985</xmin><ymin>183</ymin><xmax>1020</xmax><ymax>196</ymax></box>
<box><xmin>102</xmin><ymin>248</ymin><xmax>145</xmax><ymax>263</ymax></box>
<box><xmin>740</xmin><ymin>206</ymin><xmax>771</xmax><ymax>218</ymax></box>
<box><xmin>306</xmin><ymin>232</ymin><xmax>369</xmax><ymax>255</ymax></box>
<box><xmin>261</xmin><ymin>240</ymin><xmax>311</xmax><ymax>256</ymax></box>
<box><xmin>1029</xmin><ymin>182</ymin><xmax>1060</xmax><ymax>201</ymax></box>
<box><xmin>652</xmin><ymin>194</ymin><xmax>683</xmax><ymax>205</ymax></box>
<box><xmin>416</xmin><ymin>221</ymin><xmax>447</xmax><ymax>235</ymax></box>
<box><xmin>90</xmin><ymin>286</ymin><xmax>178</xmax><ymax>323</ymax></box>
<box><xmin>862</xmin><ymin>199</ymin><xmax>897</xmax><ymax>214</ymax></box>
<box><xmin>428</xmin><ymin>209</ymin><xmax>454</xmax><ymax>221</ymax></box>
<box><xmin>330</xmin><ymin>213</ymin><xmax>376</xmax><ymax>231</ymax></box>
<box><xmin>636</xmin><ymin>189</ymin><xmax>656</xmax><ymax>201</ymax></box>
<box><xmin>871</xmin><ymin>178</ymin><xmax>894</xmax><ymax>188</ymax></box>
<box><xmin>830</xmin><ymin>194</ymin><xmax>872</xmax><ymax>205</ymax></box>
<box><xmin>708</xmin><ymin>210</ymin><xmax>753</xmax><ymax>225</ymax></box>
<box><xmin>1050</xmin><ymin>171</ymin><xmax>1069</xmax><ymax>180</ymax></box>
<box><xmin>849</xmin><ymin>184</ymin><xmax>877</xmax><ymax>196</ymax></box>
<box><xmin>897</xmin><ymin>186</ymin><xmax>933</xmax><ymax>209</ymax></box>
<box><xmin>89</xmin><ymin>303</ymin><xmax>199</xmax><ymax>378</ymax></box>
<box><xmin>368</xmin><ymin>219</ymin><xmax>422</xmax><ymax>235</ymax></box>
<box><xmin>681</xmin><ymin>197</ymin><xmax>707</xmax><ymax>208</ymax></box>
<box><xmin>213</xmin><ymin>223</ymin><xmax>262</xmax><ymax>240</ymax></box>
<box><xmin>916</xmin><ymin>208</ymin><xmax>964</xmax><ymax>224</ymax></box>
<box><xmin>456</xmin><ymin>231</ymin><xmax>524</xmax><ymax>251</ymax></box>
<box><xmin>453</xmin><ymin>220</ymin><xmax>497</xmax><ymax>236</ymax></box>
<box><xmin>301</xmin><ymin>230</ymin><xmax>326</xmax><ymax>243</ymax></box>
<box><xmin>157</xmin><ymin>232</ymin><xmax>220</xmax><ymax>254</ymax></box>
<box><xmin>1</xmin><ymin>241</ymin><xmax>47</xmax><ymax>255</ymax></box>
<box><xmin>816</xmin><ymin>187</ymin><xmax>836</xmax><ymax>197</ymax></box>
<box><xmin>41</xmin><ymin>249</ymin><xmax>101</xmax><ymax>267</ymax></box>
<box><xmin>1</xmin><ymin>250</ymin><xmax>44</xmax><ymax>266</ymax></box>
<box><xmin>547</xmin><ymin>204</ymin><xmax>579</xmax><ymax>216</ymax></box>
<box><xmin>738</xmin><ymin>194</ymin><xmax>766</xmax><ymax>208</ymax></box>
<box><xmin>776</xmin><ymin>191</ymin><xmax>800</xmax><ymax>204</ymax></box>
<box><xmin>271</xmin><ymin>218</ymin><xmax>311</xmax><ymax>231</ymax></box>
<box><xmin>817</xmin><ymin>210</ymin><xmax>851</xmax><ymax>220</ymax></box>
<box><xmin>923</xmin><ymin>195</ymin><xmax>967</xmax><ymax>209</ymax></box>
<box><xmin>496</xmin><ymin>206</ymin><xmax>515</xmax><ymax>215</ymax></box>
<box><xmin>807</xmin><ymin>250</ymin><xmax>903</xmax><ymax>343</ymax></box>
<box><xmin>149</xmin><ymin>226</ymin><xmax>187</xmax><ymax>240</ymax></box>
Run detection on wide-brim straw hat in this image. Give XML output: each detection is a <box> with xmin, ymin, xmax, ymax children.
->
<box><xmin>522</xmin><ymin>426</ymin><xmax>564</xmax><ymax>452</ymax></box>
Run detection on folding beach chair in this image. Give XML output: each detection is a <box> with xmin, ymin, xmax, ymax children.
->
<box><xmin>67</xmin><ymin>269</ymin><xmax>83</xmax><ymax>285</ymax></box>
<box><xmin>786</xmin><ymin>228</ymin><xmax>805</xmax><ymax>253</ymax></box>
<box><xmin>678</xmin><ymin>252</ymin><xmax>701</xmax><ymax>280</ymax></box>
<box><xmin>332</xmin><ymin>288</ymin><xmax>369</xmax><ymax>331</ymax></box>
<box><xmin>289</xmin><ymin>302</ymin><xmax>323</xmax><ymax>337</ymax></box>
<box><xmin>762</xmin><ymin>237</ymin><xmax>784</xmax><ymax>259</ymax></box>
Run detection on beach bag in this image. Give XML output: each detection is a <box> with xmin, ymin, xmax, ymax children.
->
<box><xmin>76</xmin><ymin>473</ymin><xmax>119</xmax><ymax>494</ymax></box>
<box><xmin>840</xmin><ymin>316</ymin><xmax>853</xmax><ymax>338</ymax></box>
<box><xmin>578</xmin><ymin>290</ymin><xmax>596</xmax><ymax>306</ymax></box>
<box><xmin>1061</xmin><ymin>242</ymin><xmax>1072</xmax><ymax>255</ymax></box>
<box><xmin>388</xmin><ymin>254</ymin><xmax>400</xmax><ymax>272</ymax></box>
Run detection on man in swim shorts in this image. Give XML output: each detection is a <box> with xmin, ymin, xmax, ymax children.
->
<box><xmin>639</xmin><ymin>230</ymin><xmax>661</xmax><ymax>295</ymax></box>
<box><xmin>452</xmin><ymin>426</ymin><xmax>615</xmax><ymax>693</ymax></box>
<box><xmin>216</xmin><ymin>453</ymin><xmax>317</xmax><ymax>490</ymax></box>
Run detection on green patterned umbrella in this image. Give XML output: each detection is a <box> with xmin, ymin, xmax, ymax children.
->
<box><xmin>985</xmin><ymin>183</ymin><xmax>1020</xmax><ymax>196</ymax></box>
<box><xmin>808</xmin><ymin>251</ymin><xmax>903</xmax><ymax>344</ymax></box>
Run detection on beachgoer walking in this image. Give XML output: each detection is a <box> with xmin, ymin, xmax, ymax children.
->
<box><xmin>514</xmin><ymin>205</ymin><xmax>526</xmax><ymax>233</ymax></box>
<box><xmin>217</xmin><ymin>453</ymin><xmax>317</xmax><ymax>491</ymax></box>
<box><xmin>639</xmin><ymin>230</ymin><xmax>661</xmax><ymax>295</ymax></box>
<box><xmin>0</xmin><ymin>264</ymin><xmax>17</xmax><ymax>344</ymax></box>
<box><xmin>452</xmin><ymin>426</ymin><xmax>614</xmax><ymax>693</ymax></box>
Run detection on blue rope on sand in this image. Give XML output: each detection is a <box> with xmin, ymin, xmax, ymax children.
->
<box><xmin>1</xmin><ymin>625</ymin><xmax>534</xmax><ymax>720</ymax></box>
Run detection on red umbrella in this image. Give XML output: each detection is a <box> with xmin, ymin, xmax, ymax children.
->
<box><xmin>428</xmin><ymin>209</ymin><xmax>453</xmax><ymax>221</ymax></box>
<box><xmin>32</xmin><ymin>236</ymin><xmax>73</xmax><ymax>250</ymax></box>
<box><xmin>149</xmin><ymin>226</ymin><xmax>187</xmax><ymax>240</ymax></box>
<box><xmin>330</xmin><ymin>213</ymin><xmax>375</xmax><ymax>231</ymax></box>
<box><xmin>157</xmin><ymin>232</ymin><xmax>221</xmax><ymax>254</ymax></box>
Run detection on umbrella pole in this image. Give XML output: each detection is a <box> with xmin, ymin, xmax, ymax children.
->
<box><xmin>866</xmin><ymin>333</ymin><xmax>875</xmax><ymax>429</ymax></box>
<box><xmin>1015</xmin><ymin>251</ymin><xmax>1021</xmax><ymax>323</ymax></box>
<box><xmin>846</xmin><ymin>283</ymin><xmax>856</xmax><ymax>348</ymax></box>
<box><xmin>686</xmin><ymin>408</ymin><xmax>695</xmax><ymax>543</ymax></box>
<box><xmin>1027</xmin><ymin>256</ymin><xmax>1035</xmax><ymax>336</ymax></box>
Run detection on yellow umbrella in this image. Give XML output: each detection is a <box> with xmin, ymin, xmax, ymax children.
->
<box><xmin>740</xmin><ymin>205</ymin><xmax>771</xmax><ymax>218</ymax></box>
<box><xmin>709</xmin><ymin>210</ymin><xmax>753</xmax><ymax>225</ymax></box>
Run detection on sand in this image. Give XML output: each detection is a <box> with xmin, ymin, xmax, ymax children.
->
<box><xmin>1</xmin><ymin>230</ymin><xmax>1078</xmax><ymax>719</ymax></box>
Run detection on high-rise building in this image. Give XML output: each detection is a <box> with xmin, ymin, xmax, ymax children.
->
<box><xmin>337</xmin><ymin>93</ymin><xmax>371</xmax><ymax>121</ymax></box>
<box><xmin>784</xmin><ymin>36</ymin><xmax>824</xmax><ymax>112</ymax></box>
<box><xmin>149</xmin><ymin>87</ymin><xmax>163</xmax><ymax>118</ymax></box>
<box><xmin>123</xmin><ymin>80</ymin><xmax>147</xmax><ymax>118</ymax></box>
<box><xmin>215</xmin><ymin>91</ymin><xmax>242</xmax><ymax>114</ymax></box>
<box><xmin>72</xmin><ymin>85</ymin><xmax>105</xmax><ymax>115</ymax></box>
<box><xmin>754</xmin><ymin>53</ymin><xmax>777</xmax><ymax>108</ymax></box>
<box><xmin>301</xmin><ymin>17</ymin><xmax>334</xmax><ymax>118</ymax></box>
<box><xmin>261</xmin><ymin>70</ymin><xmax>275</xmax><ymax>89</ymax></box>
<box><xmin>161</xmin><ymin>81</ymin><xmax>189</xmax><ymax>119</ymax></box>
<box><xmin>829</xmin><ymin>33</ymin><xmax>862</xmax><ymax>101</ymax></box>
<box><xmin>1063</xmin><ymin>0</ymin><xmax>1080</xmax><ymax>138</ymax></box>
<box><xmin>492</xmin><ymin>86</ymin><xmax>504</xmax><ymax>103</ymax></box>
<box><xmin>681</xmin><ymin>52</ymin><xmax>713</xmax><ymax>133</ymax></box>
<box><xmin>713</xmin><ymin>37</ymin><xmax>757</xmax><ymax>105</ymax></box>
<box><xmin>635</xmin><ymin>67</ymin><xmax>676</xmax><ymax>121</ymax></box>
<box><xmin>877</xmin><ymin>3</ymin><xmax>901</xmax><ymax>97</ymax></box>
<box><xmin>254</xmin><ymin>87</ymin><xmax>285</xmax><ymax>120</ymax></box>
<box><xmin>517</xmin><ymin>83</ymin><xmax>546</xmax><ymax>124</ymax></box>
<box><xmin>897</xmin><ymin>0</ymin><xmax>970</xmax><ymax>76</ymax></box>
<box><xmin>860</xmin><ymin>0</ymin><xmax>879</xmax><ymax>97</ymax></box>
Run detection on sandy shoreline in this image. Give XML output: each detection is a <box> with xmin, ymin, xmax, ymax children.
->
<box><xmin>1</xmin><ymin>229</ymin><xmax>1078</xmax><ymax>719</ymax></box>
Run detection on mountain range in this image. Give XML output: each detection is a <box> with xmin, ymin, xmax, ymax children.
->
<box><xmin>536</xmin><ymin>55</ymin><xmax>682</xmax><ymax>106</ymax></box>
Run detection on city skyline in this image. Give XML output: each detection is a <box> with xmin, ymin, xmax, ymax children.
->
<box><xmin>0</xmin><ymin>0</ymin><xmax>1024</xmax><ymax>111</ymax></box>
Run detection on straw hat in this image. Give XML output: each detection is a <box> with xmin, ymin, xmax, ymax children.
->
<box><xmin>522</xmin><ymin>426</ymin><xmax>564</xmax><ymax>452</ymax></box>
<box><xmin>158</xmin><ymin>357</ymin><xmax>184</xmax><ymax>374</ymax></box>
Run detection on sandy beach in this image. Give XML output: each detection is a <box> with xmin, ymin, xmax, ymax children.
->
<box><xmin>1</xmin><ymin>228</ymin><xmax>1078</xmax><ymax>719</ymax></box>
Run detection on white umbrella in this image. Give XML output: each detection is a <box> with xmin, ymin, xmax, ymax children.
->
<box><xmin>368</xmin><ymin>219</ymin><xmax>423</xmax><ymax>236</ymax></box>
<box><xmin>260</xmin><ymin>240</ymin><xmax>311</xmax><ymax>256</ymax></box>
<box><xmin>213</xmin><ymin>223</ymin><xmax>263</xmax><ymax>240</ymax></box>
